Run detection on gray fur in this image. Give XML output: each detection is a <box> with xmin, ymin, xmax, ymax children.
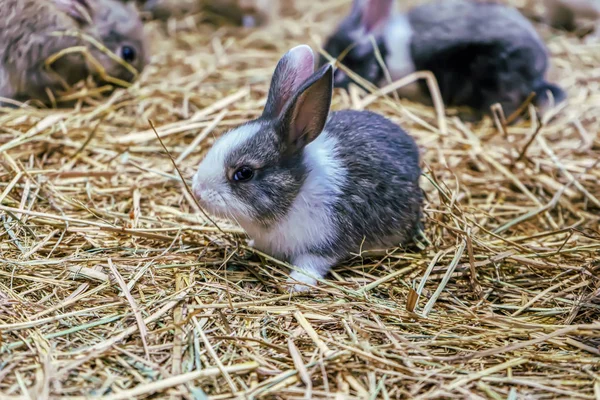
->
<box><xmin>0</xmin><ymin>0</ymin><xmax>147</xmax><ymax>106</ymax></box>
<box><xmin>311</xmin><ymin>109</ymin><xmax>423</xmax><ymax>257</ymax></box>
<box><xmin>322</xmin><ymin>0</ymin><xmax>566</xmax><ymax>115</ymax></box>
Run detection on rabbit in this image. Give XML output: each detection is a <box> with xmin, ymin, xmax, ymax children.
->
<box><xmin>321</xmin><ymin>0</ymin><xmax>566</xmax><ymax>117</ymax></box>
<box><xmin>192</xmin><ymin>45</ymin><xmax>423</xmax><ymax>292</ymax></box>
<box><xmin>0</xmin><ymin>0</ymin><xmax>148</xmax><ymax>106</ymax></box>
<box><xmin>543</xmin><ymin>0</ymin><xmax>600</xmax><ymax>36</ymax></box>
<box><xmin>141</xmin><ymin>0</ymin><xmax>278</xmax><ymax>27</ymax></box>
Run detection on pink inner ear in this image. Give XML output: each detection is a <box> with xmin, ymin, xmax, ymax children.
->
<box><xmin>291</xmin><ymin>93</ymin><xmax>318</xmax><ymax>143</ymax></box>
<box><xmin>269</xmin><ymin>45</ymin><xmax>316</xmax><ymax>117</ymax></box>
<box><xmin>362</xmin><ymin>0</ymin><xmax>393</xmax><ymax>32</ymax></box>
<box><xmin>286</xmin><ymin>45</ymin><xmax>316</xmax><ymax>92</ymax></box>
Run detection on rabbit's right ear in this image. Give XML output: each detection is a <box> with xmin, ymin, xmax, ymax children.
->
<box><xmin>263</xmin><ymin>45</ymin><xmax>316</xmax><ymax>119</ymax></box>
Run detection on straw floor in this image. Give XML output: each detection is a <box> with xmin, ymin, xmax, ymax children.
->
<box><xmin>1</xmin><ymin>0</ymin><xmax>599</xmax><ymax>398</ymax></box>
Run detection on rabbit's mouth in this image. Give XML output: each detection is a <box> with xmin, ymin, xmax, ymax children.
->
<box><xmin>87</xmin><ymin>60</ymin><xmax>138</xmax><ymax>87</ymax></box>
<box><xmin>192</xmin><ymin>175</ymin><xmax>242</xmax><ymax>221</ymax></box>
<box><xmin>193</xmin><ymin>189</ymin><xmax>225</xmax><ymax>216</ymax></box>
<box><xmin>192</xmin><ymin>176</ymin><xmax>222</xmax><ymax>215</ymax></box>
<box><xmin>102</xmin><ymin>65</ymin><xmax>138</xmax><ymax>86</ymax></box>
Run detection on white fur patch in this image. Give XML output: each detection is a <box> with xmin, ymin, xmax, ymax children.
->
<box><xmin>242</xmin><ymin>131</ymin><xmax>346</xmax><ymax>260</ymax></box>
<box><xmin>192</xmin><ymin>122</ymin><xmax>262</xmax><ymax>218</ymax></box>
<box><xmin>379</xmin><ymin>13</ymin><xmax>427</xmax><ymax>102</ymax></box>
<box><xmin>383</xmin><ymin>13</ymin><xmax>416</xmax><ymax>81</ymax></box>
<box><xmin>287</xmin><ymin>253</ymin><xmax>338</xmax><ymax>292</ymax></box>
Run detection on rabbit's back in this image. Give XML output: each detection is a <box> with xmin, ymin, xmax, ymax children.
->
<box><xmin>408</xmin><ymin>0</ymin><xmax>547</xmax><ymax>72</ymax></box>
<box><xmin>407</xmin><ymin>0</ymin><xmax>550</xmax><ymax>113</ymax></box>
<box><xmin>326</xmin><ymin>110</ymin><xmax>420</xmax><ymax>183</ymax></box>
<box><xmin>408</xmin><ymin>0</ymin><xmax>540</xmax><ymax>48</ymax></box>
<box><xmin>322</xmin><ymin>110</ymin><xmax>422</xmax><ymax>252</ymax></box>
<box><xmin>0</xmin><ymin>0</ymin><xmax>76</xmax><ymax>48</ymax></box>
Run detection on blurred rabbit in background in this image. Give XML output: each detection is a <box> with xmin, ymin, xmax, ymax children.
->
<box><xmin>321</xmin><ymin>0</ymin><xmax>566</xmax><ymax>118</ymax></box>
<box><xmin>0</xmin><ymin>0</ymin><xmax>148</xmax><ymax>106</ymax></box>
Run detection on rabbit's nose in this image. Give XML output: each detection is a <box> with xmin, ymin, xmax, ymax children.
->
<box><xmin>192</xmin><ymin>176</ymin><xmax>204</xmax><ymax>199</ymax></box>
<box><xmin>194</xmin><ymin>185</ymin><xmax>206</xmax><ymax>200</ymax></box>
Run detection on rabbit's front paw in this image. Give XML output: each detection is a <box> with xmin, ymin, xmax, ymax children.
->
<box><xmin>286</xmin><ymin>272</ymin><xmax>317</xmax><ymax>292</ymax></box>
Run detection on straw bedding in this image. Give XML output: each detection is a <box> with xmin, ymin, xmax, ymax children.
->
<box><xmin>0</xmin><ymin>0</ymin><xmax>599</xmax><ymax>398</ymax></box>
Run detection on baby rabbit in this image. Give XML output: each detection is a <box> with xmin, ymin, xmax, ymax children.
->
<box><xmin>0</xmin><ymin>0</ymin><xmax>148</xmax><ymax>105</ymax></box>
<box><xmin>192</xmin><ymin>45</ymin><xmax>423</xmax><ymax>291</ymax></box>
<box><xmin>322</xmin><ymin>0</ymin><xmax>566</xmax><ymax>116</ymax></box>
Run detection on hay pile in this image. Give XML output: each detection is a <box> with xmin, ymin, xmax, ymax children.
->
<box><xmin>1</xmin><ymin>0</ymin><xmax>599</xmax><ymax>398</ymax></box>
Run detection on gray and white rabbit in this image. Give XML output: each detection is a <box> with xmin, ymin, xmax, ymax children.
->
<box><xmin>192</xmin><ymin>45</ymin><xmax>423</xmax><ymax>291</ymax></box>
<box><xmin>322</xmin><ymin>0</ymin><xmax>566</xmax><ymax>116</ymax></box>
<box><xmin>0</xmin><ymin>0</ymin><xmax>148</xmax><ymax>105</ymax></box>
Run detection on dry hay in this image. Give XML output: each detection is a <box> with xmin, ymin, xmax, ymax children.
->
<box><xmin>1</xmin><ymin>0</ymin><xmax>599</xmax><ymax>398</ymax></box>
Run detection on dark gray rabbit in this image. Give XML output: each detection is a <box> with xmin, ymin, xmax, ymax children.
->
<box><xmin>192</xmin><ymin>45</ymin><xmax>423</xmax><ymax>291</ymax></box>
<box><xmin>322</xmin><ymin>0</ymin><xmax>566</xmax><ymax>116</ymax></box>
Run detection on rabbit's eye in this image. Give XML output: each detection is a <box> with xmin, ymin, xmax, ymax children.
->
<box><xmin>120</xmin><ymin>46</ymin><xmax>136</xmax><ymax>63</ymax></box>
<box><xmin>233</xmin><ymin>166</ymin><xmax>254</xmax><ymax>182</ymax></box>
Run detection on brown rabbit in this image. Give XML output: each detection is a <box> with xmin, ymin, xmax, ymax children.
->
<box><xmin>0</xmin><ymin>0</ymin><xmax>148</xmax><ymax>106</ymax></box>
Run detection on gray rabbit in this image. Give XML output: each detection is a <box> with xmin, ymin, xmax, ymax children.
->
<box><xmin>0</xmin><ymin>0</ymin><xmax>148</xmax><ymax>106</ymax></box>
<box><xmin>322</xmin><ymin>0</ymin><xmax>566</xmax><ymax>116</ymax></box>
<box><xmin>192</xmin><ymin>45</ymin><xmax>422</xmax><ymax>291</ymax></box>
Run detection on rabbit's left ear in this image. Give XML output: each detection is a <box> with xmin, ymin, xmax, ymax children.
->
<box><xmin>276</xmin><ymin>64</ymin><xmax>334</xmax><ymax>153</ymax></box>
<box><xmin>53</xmin><ymin>0</ymin><xmax>94</xmax><ymax>24</ymax></box>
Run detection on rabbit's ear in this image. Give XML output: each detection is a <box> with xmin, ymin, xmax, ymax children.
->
<box><xmin>276</xmin><ymin>64</ymin><xmax>334</xmax><ymax>153</ymax></box>
<box><xmin>357</xmin><ymin>0</ymin><xmax>394</xmax><ymax>32</ymax></box>
<box><xmin>53</xmin><ymin>0</ymin><xmax>93</xmax><ymax>24</ymax></box>
<box><xmin>263</xmin><ymin>45</ymin><xmax>316</xmax><ymax>119</ymax></box>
